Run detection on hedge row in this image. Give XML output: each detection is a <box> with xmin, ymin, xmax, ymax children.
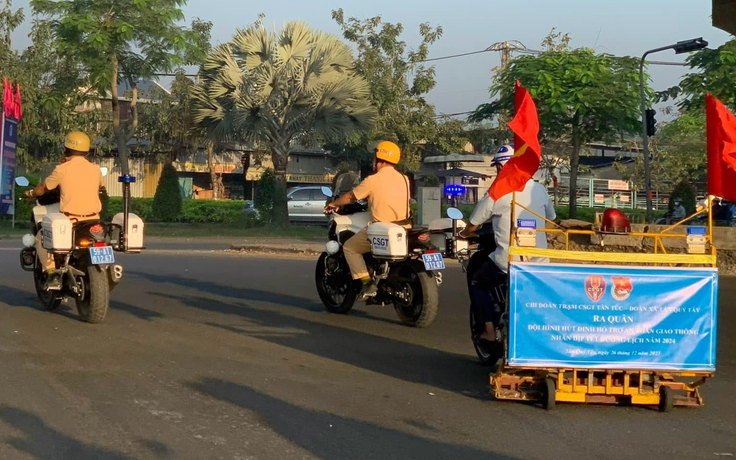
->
<box><xmin>7</xmin><ymin>189</ymin><xmax>665</xmax><ymax>226</ymax></box>
<box><xmin>105</xmin><ymin>197</ymin><xmax>252</xmax><ymax>224</ymax></box>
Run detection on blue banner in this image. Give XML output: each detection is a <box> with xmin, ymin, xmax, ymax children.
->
<box><xmin>0</xmin><ymin>115</ymin><xmax>18</xmax><ymax>215</ymax></box>
<box><xmin>508</xmin><ymin>263</ymin><xmax>718</xmax><ymax>371</ymax></box>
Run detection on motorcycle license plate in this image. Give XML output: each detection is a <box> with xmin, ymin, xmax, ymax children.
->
<box><xmin>422</xmin><ymin>253</ymin><xmax>445</xmax><ymax>271</ymax></box>
<box><xmin>90</xmin><ymin>246</ymin><xmax>115</xmax><ymax>265</ymax></box>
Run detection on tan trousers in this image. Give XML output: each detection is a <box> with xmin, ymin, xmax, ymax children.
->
<box><xmin>343</xmin><ymin>227</ymin><xmax>371</xmax><ymax>280</ymax></box>
<box><xmin>35</xmin><ymin>230</ymin><xmax>55</xmax><ymax>271</ymax></box>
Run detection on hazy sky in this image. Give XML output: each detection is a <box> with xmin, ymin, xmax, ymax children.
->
<box><xmin>8</xmin><ymin>0</ymin><xmax>733</xmax><ymax>117</ymax></box>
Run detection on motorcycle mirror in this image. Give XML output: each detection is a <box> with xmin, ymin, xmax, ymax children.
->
<box><xmin>14</xmin><ymin>176</ymin><xmax>29</xmax><ymax>187</ymax></box>
<box><xmin>447</xmin><ymin>207</ymin><xmax>464</xmax><ymax>220</ymax></box>
<box><xmin>320</xmin><ymin>186</ymin><xmax>332</xmax><ymax>197</ymax></box>
<box><xmin>100</xmin><ymin>167</ymin><xmax>109</xmax><ymax>177</ymax></box>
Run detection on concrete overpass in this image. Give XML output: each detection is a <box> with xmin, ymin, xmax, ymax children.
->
<box><xmin>713</xmin><ymin>0</ymin><xmax>736</xmax><ymax>35</ymax></box>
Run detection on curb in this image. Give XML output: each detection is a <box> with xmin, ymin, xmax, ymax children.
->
<box><xmin>229</xmin><ymin>244</ymin><xmax>323</xmax><ymax>256</ymax></box>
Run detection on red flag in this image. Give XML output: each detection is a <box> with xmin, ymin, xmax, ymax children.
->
<box><xmin>14</xmin><ymin>83</ymin><xmax>21</xmax><ymax>121</ymax></box>
<box><xmin>2</xmin><ymin>78</ymin><xmax>11</xmax><ymax>119</ymax></box>
<box><xmin>706</xmin><ymin>94</ymin><xmax>736</xmax><ymax>202</ymax></box>
<box><xmin>488</xmin><ymin>80</ymin><xmax>541</xmax><ymax>200</ymax></box>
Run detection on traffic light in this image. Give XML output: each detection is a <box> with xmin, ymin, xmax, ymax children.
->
<box><xmin>645</xmin><ymin>109</ymin><xmax>657</xmax><ymax>137</ymax></box>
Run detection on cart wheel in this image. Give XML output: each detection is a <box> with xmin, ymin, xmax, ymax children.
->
<box><xmin>659</xmin><ymin>385</ymin><xmax>674</xmax><ymax>412</ymax></box>
<box><xmin>542</xmin><ymin>377</ymin><xmax>556</xmax><ymax>411</ymax></box>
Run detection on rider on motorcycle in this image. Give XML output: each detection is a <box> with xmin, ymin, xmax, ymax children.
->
<box><xmin>459</xmin><ymin>144</ymin><xmax>556</xmax><ymax>347</ymax></box>
<box><xmin>323</xmin><ymin>140</ymin><xmax>412</xmax><ymax>299</ymax></box>
<box><xmin>24</xmin><ymin>131</ymin><xmax>106</xmax><ymax>290</ymax></box>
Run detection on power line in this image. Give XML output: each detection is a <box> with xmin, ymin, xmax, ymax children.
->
<box><xmin>420</xmin><ymin>49</ymin><xmax>492</xmax><ymax>63</ymax></box>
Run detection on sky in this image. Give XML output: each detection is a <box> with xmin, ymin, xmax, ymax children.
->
<box><xmin>8</xmin><ymin>0</ymin><xmax>734</xmax><ymax>118</ymax></box>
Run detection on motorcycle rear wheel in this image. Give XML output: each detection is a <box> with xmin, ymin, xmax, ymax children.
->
<box><xmin>393</xmin><ymin>264</ymin><xmax>439</xmax><ymax>328</ymax></box>
<box><xmin>75</xmin><ymin>265</ymin><xmax>110</xmax><ymax>324</ymax></box>
<box><xmin>315</xmin><ymin>252</ymin><xmax>360</xmax><ymax>314</ymax></box>
<box><xmin>470</xmin><ymin>305</ymin><xmax>503</xmax><ymax>366</ymax></box>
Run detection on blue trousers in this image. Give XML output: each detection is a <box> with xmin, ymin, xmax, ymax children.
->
<box><xmin>469</xmin><ymin>258</ymin><xmax>507</xmax><ymax>325</ymax></box>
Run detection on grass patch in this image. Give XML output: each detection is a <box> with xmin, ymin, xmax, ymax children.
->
<box><xmin>0</xmin><ymin>219</ymin><xmax>31</xmax><ymax>239</ymax></box>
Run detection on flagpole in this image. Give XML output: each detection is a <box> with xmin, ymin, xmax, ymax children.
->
<box><xmin>510</xmin><ymin>191</ymin><xmax>518</xmax><ymax>264</ymax></box>
<box><xmin>708</xmin><ymin>194</ymin><xmax>713</xmax><ymax>253</ymax></box>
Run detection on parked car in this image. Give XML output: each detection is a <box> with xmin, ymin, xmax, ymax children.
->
<box><xmin>288</xmin><ymin>186</ymin><xmax>332</xmax><ymax>223</ymax></box>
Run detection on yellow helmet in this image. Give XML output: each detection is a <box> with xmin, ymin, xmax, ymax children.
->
<box><xmin>64</xmin><ymin>131</ymin><xmax>91</xmax><ymax>153</ymax></box>
<box><xmin>375</xmin><ymin>140</ymin><xmax>401</xmax><ymax>165</ymax></box>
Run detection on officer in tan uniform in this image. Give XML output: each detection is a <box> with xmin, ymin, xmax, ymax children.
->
<box><xmin>25</xmin><ymin>131</ymin><xmax>105</xmax><ymax>290</ymax></box>
<box><xmin>323</xmin><ymin>141</ymin><xmax>411</xmax><ymax>299</ymax></box>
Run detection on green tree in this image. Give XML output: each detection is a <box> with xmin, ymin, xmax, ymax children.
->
<box><xmin>31</xmin><ymin>0</ymin><xmax>208</xmax><ymax>177</ymax></box>
<box><xmin>328</xmin><ymin>9</ymin><xmax>467</xmax><ymax>171</ymax></box>
<box><xmin>471</xmin><ymin>32</ymin><xmax>647</xmax><ymax>218</ymax></box>
<box><xmin>659</xmin><ymin>39</ymin><xmax>736</xmax><ymax>112</ymax></box>
<box><xmin>18</xmin><ymin>19</ymin><xmax>101</xmax><ymax>167</ymax></box>
<box><xmin>152</xmin><ymin>163</ymin><xmax>182</xmax><ymax>222</ymax></box>
<box><xmin>0</xmin><ymin>3</ymin><xmax>98</xmax><ymax>167</ymax></box>
<box><xmin>616</xmin><ymin>111</ymin><xmax>706</xmax><ymax>195</ymax></box>
<box><xmin>192</xmin><ymin>20</ymin><xmax>375</xmax><ymax>225</ymax></box>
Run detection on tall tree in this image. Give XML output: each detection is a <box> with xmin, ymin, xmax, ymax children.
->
<box><xmin>18</xmin><ymin>18</ymin><xmax>100</xmax><ymax>167</ymax></box>
<box><xmin>616</xmin><ymin>111</ymin><xmax>707</xmax><ymax>193</ymax></box>
<box><xmin>471</xmin><ymin>32</ymin><xmax>646</xmax><ymax>217</ymax></box>
<box><xmin>658</xmin><ymin>39</ymin><xmax>736</xmax><ymax>112</ymax></box>
<box><xmin>31</xmin><ymin>0</ymin><xmax>208</xmax><ymax>176</ymax></box>
<box><xmin>192</xmin><ymin>20</ymin><xmax>375</xmax><ymax>225</ymax></box>
<box><xmin>0</xmin><ymin>3</ymin><xmax>99</xmax><ymax>167</ymax></box>
<box><xmin>329</xmin><ymin>9</ymin><xmax>467</xmax><ymax>172</ymax></box>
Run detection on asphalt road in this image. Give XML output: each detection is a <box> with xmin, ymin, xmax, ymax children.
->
<box><xmin>0</xmin><ymin>239</ymin><xmax>734</xmax><ymax>460</ymax></box>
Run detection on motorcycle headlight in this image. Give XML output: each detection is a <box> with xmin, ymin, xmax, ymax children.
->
<box><xmin>325</xmin><ymin>240</ymin><xmax>341</xmax><ymax>255</ymax></box>
<box><xmin>22</xmin><ymin>234</ymin><xmax>35</xmax><ymax>248</ymax></box>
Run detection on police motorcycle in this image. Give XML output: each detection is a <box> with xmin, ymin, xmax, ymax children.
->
<box><xmin>15</xmin><ymin>170</ymin><xmax>144</xmax><ymax>323</ymax></box>
<box><xmin>315</xmin><ymin>185</ymin><xmax>467</xmax><ymax>328</ymax></box>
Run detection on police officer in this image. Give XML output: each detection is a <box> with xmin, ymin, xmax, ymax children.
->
<box><xmin>324</xmin><ymin>141</ymin><xmax>411</xmax><ymax>299</ymax></box>
<box><xmin>25</xmin><ymin>131</ymin><xmax>105</xmax><ymax>290</ymax></box>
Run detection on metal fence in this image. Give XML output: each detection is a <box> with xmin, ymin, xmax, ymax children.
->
<box><xmin>553</xmin><ymin>178</ymin><xmax>669</xmax><ymax>211</ymax></box>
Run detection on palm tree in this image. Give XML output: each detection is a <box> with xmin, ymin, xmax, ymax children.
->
<box><xmin>192</xmin><ymin>20</ymin><xmax>375</xmax><ymax>225</ymax></box>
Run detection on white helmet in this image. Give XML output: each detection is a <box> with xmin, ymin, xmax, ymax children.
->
<box><xmin>492</xmin><ymin>144</ymin><xmax>514</xmax><ymax>166</ymax></box>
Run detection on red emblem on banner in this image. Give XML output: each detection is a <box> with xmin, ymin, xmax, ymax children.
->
<box><xmin>611</xmin><ymin>276</ymin><xmax>633</xmax><ymax>301</ymax></box>
<box><xmin>584</xmin><ymin>275</ymin><xmax>607</xmax><ymax>302</ymax></box>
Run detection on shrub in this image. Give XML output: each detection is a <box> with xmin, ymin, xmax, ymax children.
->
<box><xmin>422</xmin><ymin>173</ymin><xmax>441</xmax><ymax>187</ymax></box>
<box><xmin>254</xmin><ymin>168</ymin><xmax>277</xmax><ymax>224</ymax></box>
<box><xmin>668</xmin><ymin>180</ymin><xmax>697</xmax><ymax>215</ymax></box>
<box><xmin>152</xmin><ymin>163</ymin><xmax>182</xmax><ymax>222</ymax></box>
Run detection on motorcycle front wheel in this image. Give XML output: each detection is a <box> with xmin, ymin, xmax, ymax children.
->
<box><xmin>33</xmin><ymin>264</ymin><xmax>62</xmax><ymax>311</ymax></box>
<box><xmin>315</xmin><ymin>252</ymin><xmax>361</xmax><ymax>314</ymax></box>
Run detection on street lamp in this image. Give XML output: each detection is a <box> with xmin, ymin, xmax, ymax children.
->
<box><xmin>639</xmin><ymin>37</ymin><xmax>708</xmax><ymax>222</ymax></box>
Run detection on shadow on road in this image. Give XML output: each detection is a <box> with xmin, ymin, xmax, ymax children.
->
<box><xmin>155</xmin><ymin>290</ymin><xmax>491</xmax><ymax>399</ymax></box>
<box><xmin>134</xmin><ymin>272</ymin><xmax>324</xmax><ymax>312</ymax></box>
<box><xmin>0</xmin><ymin>284</ymin><xmax>163</xmax><ymax>323</ymax></box>
<box><xmin>0</xmin><ymin>406</ymin><xmax>142</xmax><ymax>460</ymax></box>
<box><xmin>189</xmin><ymin>378</ymin><xmax>519</xmax><ymax>460</ymax></box>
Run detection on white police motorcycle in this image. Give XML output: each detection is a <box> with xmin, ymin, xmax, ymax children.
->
<box><xmin>15</xmin><ymin>170</ymin><xmax>144</xmax><ymax>323</ymax></box>
<box><xmin>315</xmin><ymin>186</ymin><xmax>467</xmax><ymax>328</ymax></box>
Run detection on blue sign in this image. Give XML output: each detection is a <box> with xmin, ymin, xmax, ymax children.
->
<box><xmin>0</xmin><ymin>116</ymin><xmax>18</xmax><ymax>215</ymax></box>
<box><xmin>518</xmin><ymin>219</ymin><xmax>537</xmax><ymax>229</ymax></box>
<box><xmin>508</xmin><ymin>263</ymin><xmax>718</xmax><ymax>371</ymax></box>
<box><xmin>444</xmin><ymin>184</ymin><xmax>465</xmax><ymax>196</ymax></box>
